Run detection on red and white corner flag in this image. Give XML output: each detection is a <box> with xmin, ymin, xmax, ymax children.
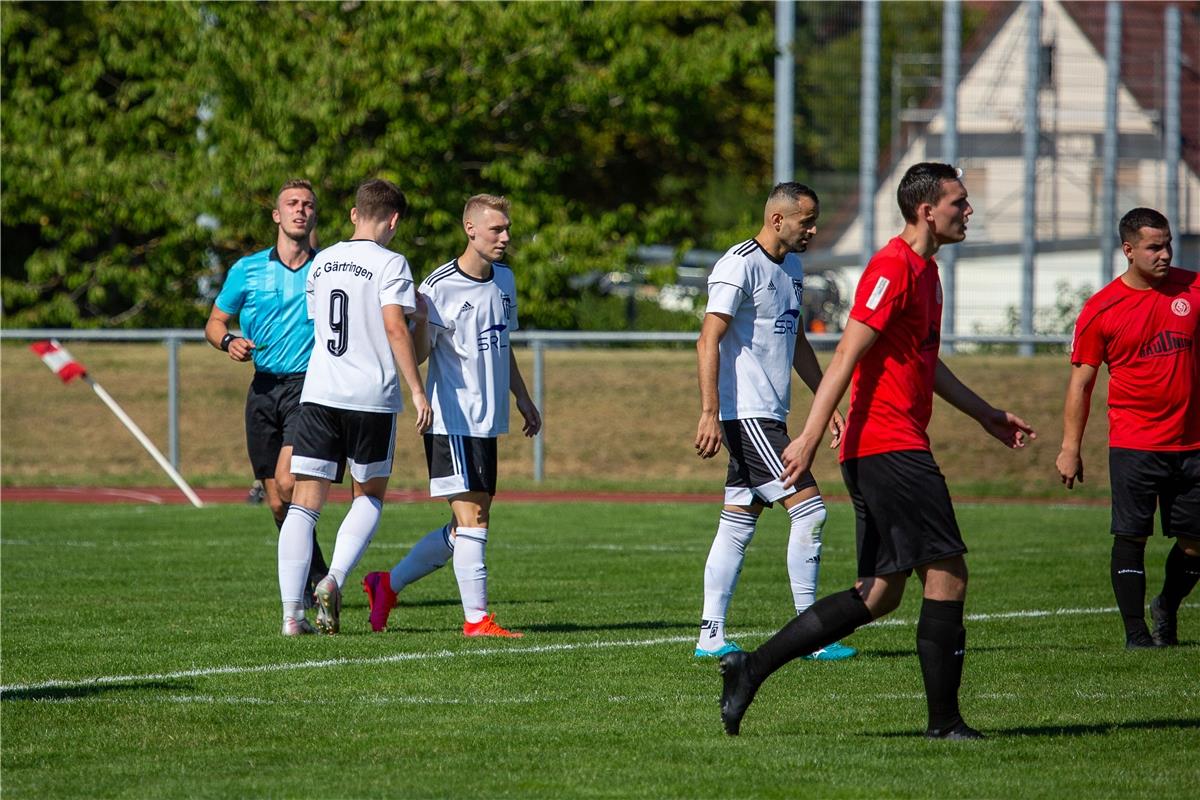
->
<box><xmin>29</xmin><ymin>339</ymin><xmax>88</xmax><ymax>384</ymax></box>
<box><xmin>28</xmin><ymin>339</ymin><xmax>204</xmax><ymax>508</ymax></box>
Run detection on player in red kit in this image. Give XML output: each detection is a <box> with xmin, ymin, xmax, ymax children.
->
<box><xmin>1057</xmin><ymin>207</ymin><xmax>1200</xmax><ymax>650</ymax></box>
<box><xmin>715</xmin><ymin>163</ymin><xmax>1037</xmax><ymax>740</ymax></box>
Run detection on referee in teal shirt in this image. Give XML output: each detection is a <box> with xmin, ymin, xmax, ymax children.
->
<box><xmin>206</xmin><ymin>179</ymin><xmax>327</xmax><ymax>597</ymax></box>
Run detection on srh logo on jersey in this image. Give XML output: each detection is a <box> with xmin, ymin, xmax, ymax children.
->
<box><xmin>477</xmin><ymin>323</ymin><xmax>508</xmax><ymax>352</ymax></box>
<box><xmin>1171</xmin><ymin>298</ymin><xmax>1192</xmax><ymax>317</ymax></box>
<box><xmin>774</xmin><ymin>309</ymin><xmax>801</xmax><ymax>335</ymax></box>
<box><xmin>792</xmin><ymin>280</ymin><xmax>803</xmax><ymax>305</ymax></box>
<box><xmin>501</xmin><ymin>293</ymin><xmax>513</xmax><ymax>321</ymax></box>
<box><xmin>1138</xmin><ymin>331</ymin><xmax>1192</xmax><ymax>359</ymax></box>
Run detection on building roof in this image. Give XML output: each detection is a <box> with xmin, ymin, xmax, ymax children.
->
<box><xmin>1060</xmin><ymin>1</ymin><xmax>1200</xmax><ymax>176</ymax></box>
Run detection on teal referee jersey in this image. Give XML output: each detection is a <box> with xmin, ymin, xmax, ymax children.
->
<box><xmin>215</xmin><ymin>247</ymin><xmax>315</xmax><ymax>375</ymax></box>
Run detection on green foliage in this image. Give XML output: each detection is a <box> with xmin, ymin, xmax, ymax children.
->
<box><xmin>1</xmin><ymin>2</ymin><xmax>208</xmax><ymax>327</ymax></box>
<box><xmin>974</xmin><ymin>280</ymin><xmax>1092</xmax><ymax>354</ymax></box>
<box><xmin>2</xmin><ymin>1</ymin><xmax>983</xmax><ymax>330</ymax></box>
<box><xmin>3</xmin><ymin>2</ymin><xmax>776</xmax><ymax>329</ymax></box>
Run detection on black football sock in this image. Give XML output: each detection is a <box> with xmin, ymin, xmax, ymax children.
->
<box><xmin>1160</xmin><ymin>542</ymin><xmax>1200</xmax><ymax>612</ymax></box>
<box><xmin>308</xmin><ymin>531</ymin><xmax>328</xmax><ymax>584</ymax></box>
<box><xmin>750</xmin><ymin>588</ymin><xmax>873</xmax><ymax>679</ymax></box>
<box><xmin>1111</xmin><ymin>537</ymin><xmax>1148</xmax><ymax>637</ymax></box>
<box><xmin>917</xmin><ymin>598</ymin><xmax>966</xmax><ymax>733</ymax></box>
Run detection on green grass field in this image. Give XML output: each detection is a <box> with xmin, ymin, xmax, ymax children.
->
<box><xmin>1</xmin><ymin>500</ymin><xmax>1195</xmax><ymax>799</ymax></box>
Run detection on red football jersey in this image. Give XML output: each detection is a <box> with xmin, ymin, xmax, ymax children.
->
<box><xmin>1070</xmin><ymin>267</ymin><xmax>1200</xmax><ymax>450</ymax></box>
<box><xmin>840</xmin><ymin>237</ymin><xmax>944</xmax><ymax>461</ymax></box>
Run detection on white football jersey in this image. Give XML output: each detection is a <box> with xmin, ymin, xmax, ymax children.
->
<box><xmin>705</xmin><ymin>239</ymin><xmax>805</xmax><ymax>422</ymax></box>
<box><xmin>301</xmin><ymin>239</ymin><xmax>417</xmax><ymax>413</ymax></box>
<box><xmin>421</xmin><ymin>259</ymin><xmax>518</xmax><ymax>437</ymax></box>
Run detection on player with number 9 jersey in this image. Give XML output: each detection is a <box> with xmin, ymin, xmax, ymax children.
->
<box><xmin>302</xmin><ymin>240</ymin><xmax>417</xmax><ymax>413</ymax></box>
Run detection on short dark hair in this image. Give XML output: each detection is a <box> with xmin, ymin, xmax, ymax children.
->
<box><xmin>1118</xmin><ymin>207</ymin><xmax>1170</xmax><ymax>245</ymax></box>
<box><xmin>768</xmin><ymin>181</ymin><xmax>819</xmax><ymax>207</ymax></box>
<box><xmin>355</xmin><ymin>178</ymin><xmax>407</xmax><ymax>222</ymax></box>
<box><xmin>896</xmin><ymin>162</ymin><xmax>961</xmax><ymax>223</ymax></box>
<box><xmin>277</xmin><ymin>178</ymin><xmax>314</xmax><ymax>198</ymax></box>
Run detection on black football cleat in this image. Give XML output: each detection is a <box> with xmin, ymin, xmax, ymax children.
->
<box><xmin>1149</xmin><ymin>595</ymin><xmax>1178</xmax><ymax>647</ymax></box>
<box><xmin>719</xmin><ymin>650</ymin><xmax>760</xmax><ymax>736</ymax></box>
<box><xmin>925</xmin><ymin>720</ymin><xmax>985</xmax><ymax>740</ymax></box>
<box><xmin>1125</xmin><ymin>629</ymin><xmax>1161</xmax><ymax>650</ymax></box>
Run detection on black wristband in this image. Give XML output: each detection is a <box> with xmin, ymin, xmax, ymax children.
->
<box><xmin>220</xmin><ymin>332</ymin><xmax>238</xmax><ymax>352</ymax></box>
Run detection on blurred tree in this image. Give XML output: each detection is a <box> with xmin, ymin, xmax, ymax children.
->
<box><xmin>2</xmin><ymin>2</ymin><xmax>207</xmax><ymax>327</ymax></box>
<box><xmin>193</xmin><ymin>1</ymin><xmax>774</xmax><ymax>329</ymax></box>
<box><xmin>2</xmin><ymin>1</ymin><xmax>972</xmax><ymax>330</ymax></box>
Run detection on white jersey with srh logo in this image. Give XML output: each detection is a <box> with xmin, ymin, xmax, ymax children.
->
<box><xmin>705</xmin><ymin>238</ymin><xmax>805</xmax><ymax>422</ymax></box>
<box><xmin>301</xmin><ymin>239</ymin><xmax>417</xmax><ymax>413</ymax></box>
<box><xmin>421</xmin><ymin>259</ymin><xmax>519</xmax><ymax>437</ymax></box>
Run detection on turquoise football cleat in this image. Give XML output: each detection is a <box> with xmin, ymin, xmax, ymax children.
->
<box><xmin>694</xmin><ymin>642</ymin><xmax>743</xmax><ymax>658</ymax></box>
<box><xmin>802</xmin><ymin>641</ymin><xmax>857</xmax><ymax>660</ymax></box>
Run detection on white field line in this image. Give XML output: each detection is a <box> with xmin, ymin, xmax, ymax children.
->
<box><xmin>2</xmin><ymin>602</ymin><xmax>1193</xmax><ymax>696</ymax></box>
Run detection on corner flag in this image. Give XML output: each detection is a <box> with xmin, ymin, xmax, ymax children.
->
<box><xmin>29</xmin><ymin>340</ymin><xmax>205</xmax><ymax>508</ymax></box>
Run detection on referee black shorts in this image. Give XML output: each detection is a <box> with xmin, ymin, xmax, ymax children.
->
<box><xmin>841</xmin><ymin>449</ymin><xmax>966</xmax><ymax>577</ymax></box>
<box><xmin>1109</xmin><ymin>447</ymin><xmax>1200</xmax><ymax>538</ymax></box>
<box><xmin>244</xmin><ymin>372</ymin><xmax>306</xmax><ymax>480</ymax></box>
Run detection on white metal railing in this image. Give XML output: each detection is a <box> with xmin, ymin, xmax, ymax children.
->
<box><xmin>1</xmin><ymin>328</ymin><xmax>1070</xmax><ymax>481</ymax></box>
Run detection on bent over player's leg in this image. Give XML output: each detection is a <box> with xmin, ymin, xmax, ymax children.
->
<box><xmin>916</xmin><ymin>556</ymin><xmax>980</xmax><ymax>739</ymax></box>
<box><xmin>363</xmin><ymin>521</ymin><xmax>454</xmax><ymax>633</ymax></box>
<box><xmin>697</xmin><ymin>507</ymin><xmax>759</xmax><ymax>657</ymax></box>
<box><xmin>782</xmin><ymin>488</ymin><xmax>857</xmax><ymax>662</ymax></box>
<box><xmin>451</xmin><ymin>492</ymin><xmax>520</xmax><ymax>638</ymax></box>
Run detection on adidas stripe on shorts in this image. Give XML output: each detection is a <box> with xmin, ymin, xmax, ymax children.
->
<box><xmin>721</xmin><ymin>418</ymin><xmax>815</xmax><ymax>506</ymax></box>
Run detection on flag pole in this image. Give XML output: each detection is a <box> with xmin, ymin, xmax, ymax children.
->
<box><xmin>83</xmin><ymin>376</ymin><xmax>205</xmax><ymax>508</ymax></box>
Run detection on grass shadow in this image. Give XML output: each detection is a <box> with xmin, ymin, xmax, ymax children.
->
<box><xmin>520</xmin><ymin>620</ymin><xmax>691</xmax><ymax>634</ymax></box>
<box><xmin>865</xmin><ymin>717</ymin><xmax>1200</xmax><ymax>738</ymax></box>
<box><xmin>1</xmin><ymin>680</ymin><xmax>186</xmax><ymax>703</ymax></box>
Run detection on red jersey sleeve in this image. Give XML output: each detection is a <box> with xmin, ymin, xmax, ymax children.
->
<box><xmin>1069</xmin><ymin>301</ymin><xmax>1107</xmax><ymax>367</ymax></box>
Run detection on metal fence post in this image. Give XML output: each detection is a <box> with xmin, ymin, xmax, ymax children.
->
<box><xmin>859</xmin><ymin>0</ymin><xmax>881</xmax><ymax>265</ymax></box>
<box><xmin>1099</xmin><ymin>0</ymin><xmax>1121</xmax><ymax>291</ymax></box>
<box><xmin>1164</xmin><ymin>4</ymin><xmax>1181</xmax><ymax>233</ymax></box>
<box><xmin>532</xmin><ymin>337</ymin><xmax>545</xmax><ymax>483</ymax></box>
<box><xmin>1019</xmin><ymin>0</ymin><xmax>1042</xmax><ymax>357</ymax></box>
<box><xmin>167</xmin><ymin>335</ymin><xmax>180</xmax><ymax>469</ymax></box>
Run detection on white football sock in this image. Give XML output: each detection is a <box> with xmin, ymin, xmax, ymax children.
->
<box><xmin>279</xmin><ymin>504</ymin><xmax>319</xmax><ymax>619</ymax></box>
<box><xmin>699</xmin><ymin>510</ymin><xmax>758</xmax><ymax>647</ymax></box>
<box><xmin>391</xmin><ymin>522</ymin><xmax>454</xmax><ymax>592</ymax></box>
<box><xmin>787</xmin><ymin>495</ymin><xmax>826</xmax><ymax>614</ymax></box>
<box><xmin>327</xmin><ymin>496</ymin><xmax>383</xmax><ymax>589</ymax></box>
<box><xmin>452</xmin><ymin>526</ymin><xmax>489</xmax><ymax>624</ymax></box>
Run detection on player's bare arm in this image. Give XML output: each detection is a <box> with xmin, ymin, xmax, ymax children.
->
<box><xmin>792</xmin><ymin>327</ymin><xmax>846</xmax><ymax>447</ymax></box>
<box><xmin>1055</xmin><ymin>362</ymin><xmax>1098</xmax><ymax>489</ymax></box>
<box><xmin>781</xmin><ymin>318</ymin><xmax>878</xmax><ymax>486</ymax></box>
<box><xmin>695</xmin><ymin>312</ymin><xmax>730</xmax><ymax>459</ymax></box>
<box><xmin>204</xmin><ymin>306</ymin><xmax>255</xmax><ymax>362</ymax></box>
<box><xmin>409</xmin><ymin>293</ymin><xmax>432</xmax><ymax>364</ymax></box>
<box><xmin>509</xmin><ymin>349</ymin><xmax>541</xmax><ymax>438</ymax></box>
<box><xmin>933</xmin><ymin>360</ymin><xmax>1037</xmax><ymax>448</ymax></box>
<box><xmin>382</xmin><ymin>303</ymin><xmax>433</xmax><ymax>433</ymax></box>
